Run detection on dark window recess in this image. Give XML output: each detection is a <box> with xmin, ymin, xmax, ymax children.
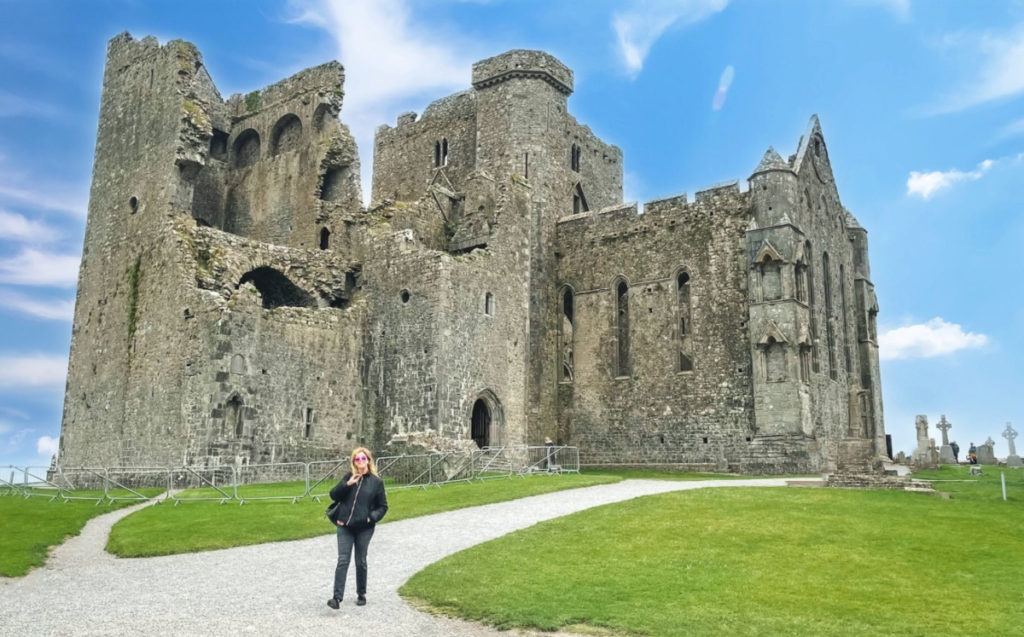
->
<box><xmin>237</xmin><ymin>267</ymin><xmax>314</xmax><ymax>309</ymax></box>
<box><xmin>471</xmin><ymin>399</ymin><xmax>490</xmax><ymax>448</ymax></box>
<box><xmin>572</xmin><ymin>184</ymin><xmax>589</xmax><ymax>214</ymax></box>
<box><xmin>210</xmin><ymin>129</ymin><xmax>229</xmax><ymax>161</ymax></box>
<box><xmin>227</xmin><ymin>395</ymin><xmax>243</xmax><ymax>437</ymax></box>
<box><xmin>320</xmin><ymin>166</ymin><xmax>350</xmax><ymax>201</ymax></box>
<box><xmin>319</xmin><ymin>227</ymin><xmax>331</xmax><ymax>250</ymax></box>
<box><xmin>616</xmin><ymin>280</ymin><xmax>630</xmax><ymax>376</ymax></box>
<box><xmin>233</xmin><ymin>129</ymin><xmax>261</xmax><ymax>168</ymax></box>
<box><xmin>304</xmin><ymin>408</ymin><xmax>313</xmax><ymax>439</ymax></box>
<box><xmin>400</xmin><ymin>289</ymin><xmax>410</xmax><ymax>303</ymax></box>
<box><xmin>270</xmin><ymin>114</ymin><xmax>302</xmax><ymax>156</ymax></box>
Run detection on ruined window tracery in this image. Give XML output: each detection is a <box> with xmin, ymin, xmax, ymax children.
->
<box><xmin>572</xmin><ymin>183</ymin><xmax>589</xmax><ymax>214</ymax></box>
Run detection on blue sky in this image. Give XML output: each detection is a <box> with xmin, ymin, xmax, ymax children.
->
<box><xmin>1</xmin><ymin>0</ymin><xmax>1022</xmax><ymax>469</ymax></box>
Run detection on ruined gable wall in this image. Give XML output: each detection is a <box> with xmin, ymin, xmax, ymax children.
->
<box><xmin>555</xmin><ymin>185</ymin><xmax>755</xmax><ymax>466</ymax></box>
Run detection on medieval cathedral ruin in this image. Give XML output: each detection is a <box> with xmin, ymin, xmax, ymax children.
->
<box><xmin>57</xmin><ymin>33</ymin><xmax>886</xmax><ymax>474</ymax></box>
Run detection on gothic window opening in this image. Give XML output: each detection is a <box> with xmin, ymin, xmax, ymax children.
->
<box><xmin>560</xmin><ymin>287</ymin><xmax>574</xmax><ymax>382</ymax></box>
<box><xmin>442</xmin><ymin>138</ymin><xmax>448</xmax><ymax>166</ymax></box>
<box><xmin>572</xmin><ymin>183</ymin><xmax>589</xmax><ymax>214</ymax></box>
<box><xmin>434</xmin><ymin>141</ymin><xmax>441</xmax><ymax>167</ymax></box>
<box><xmin>822</xmin><ymin>252</ymin><xmax>837</xmax><ymax>380</ymax></box>
<box><xmin>806</xmin><ymin>241</ymin><xmax>820</xmax><ymax>373</ymax></box>
<box><xmin>799</xmin><ymin>345</ymin><xmax>811</xmax><ymax>383</ymax></box>
<box><xmin>677</xmin><ymin>271</ymin><xmax>693</xmax><ymax>373</ymax></box>
<box><xmin>571</xmin><ymin>144</ymin><xmax>581</xmax><ymax>172</ymax></box>
<box><xmin>615</xmin><ymin>279</ymin><xmax>630</xmax><ymax>377</ymax></box>
<box><xmin>795</xmin><ymin>260</ymin><xmax>808</xmax><ymax>303</ymax></box>
<box><xmin>839</xmin><ymin>263</ymin><xmax>851</xmax><ymax>373</ymax></box>
<box><xmin>764</xmin><ymin>337</ymin><xmax>786</xmax><ymax>383</ymax></box>
<box><xmin>319</xmin><ymin>227</ymin><xmax>331</xmax><ymax>250</ymax></box>
<box><xmin>434</xmin><ymin>138</ymin><xmax>449</xmax><ymax>167</ymax></box>
<box><xmin>471</xmin><ymin>399</ymin><xmax>491</xmax><ymax>448</ymax></box>
<box><xmin>226</xmin><ymin>395</ymin><xmax>243</xmax><ymax>438</ymax></box>
<box><xmin>304</xmin><ymin>407</ymin><xmax>313</xmax><ymax>439</ymax></box>
<box><xmin>484</xmin><ymin>292</ymin><xmax>495</xmax><ymax>316</ymax></box>
<box><xmin>759</xmin><ymin>258</ymin><xmax>782</xmax><ymax>301</ymax></box>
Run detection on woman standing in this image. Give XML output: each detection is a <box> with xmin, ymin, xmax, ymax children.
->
<box><xmin>327</xmin><ymin>447</ymin><xmax>388</xmax><ymax>608</ymax></box>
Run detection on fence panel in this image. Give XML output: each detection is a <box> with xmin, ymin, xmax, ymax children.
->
<box><xmin>168</xmin><ymin>466</ymin><xmax>237</xmax><ymax>504</ymax></box>
<box><xmin>52</xmin><ymin>467</ymin><xmax>108</xmax><ymax>502</ymax></box>
<box><xmin>306</xmin><ymin>459</ymin><xmax>351</xmax><ymax>500</ymax></box>
<box><xmin>104</xmin><ymin>467</ymin><xmax>171</xmax><ymax>503</ymax></box>
<box><xmin>234</xmin><ymin>462</ymin><xmax>308</xmax><ymax>503</ymax></box>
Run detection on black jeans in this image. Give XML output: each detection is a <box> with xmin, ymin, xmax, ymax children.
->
<box><xmin>333</xmin><ymin>524</ymin><xmax>375</xmax><ymax>599</ymax></box>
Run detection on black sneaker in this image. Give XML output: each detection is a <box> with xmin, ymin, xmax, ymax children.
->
<box><xmin>327</xmin><ymin>597</ymin><xmax>341</xmax><ymax>610</ymax></box>
<box><xmin>356</xmin><ymin>595</ymin><xmax>366</xmax><ymax>606</ymax></box>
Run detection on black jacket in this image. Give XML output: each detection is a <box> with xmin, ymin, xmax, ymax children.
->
<box><xmin>328</xmin><ymin>472</ymin><xmax>388</xmax><ymax>530</ymax></box>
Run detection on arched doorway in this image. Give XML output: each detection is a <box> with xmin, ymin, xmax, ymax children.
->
<box><xmin>471</xmin><ymin>399</ymin><xmax>491</xmax><ymax>449</ymax></box>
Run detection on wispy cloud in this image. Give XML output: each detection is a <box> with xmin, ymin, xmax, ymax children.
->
<box><xmin>0</xmin><ymin>288</ymin><xmax>75</xmax><ymax>320</ymax></box>
<box><xmin>0</xmin><ymin>183</ymin><xmax>88</xmax><ymax>218</ymax></box>
<box><xmin>930</xmin><ymin>25</ymin><xmax>1024</xmax><ymax>114</ymax></box>
<box><xmin>711</xmin><ymin>65</ymin><xmax>734</xmax><ymax>110</ymax></box>
<box><xmin>289</xmin><ymin>0</ymin><xmax>477</xmax><ymax>201</ymax></box>
<box><xmin>879</xmin><ymin>318</ymin><xmax>988</xmax><ymax>360</ymax></box>
<box><xmin>0</xmin><ymin>354</ymin><xmax>68</xmax><ymax>388</ymax></box>
<box><xmin>0</xmin><ymin>209</ymin><xmax>57</xmax><ymax>241</ymax></box>
<box><xmin>1002</xmin><ymin>116</ymin><xmax>1024</xmax><ymax>138</ymax></box>
<box><xmin>0</xmin><ymin>248</ymin><xmax>80</xmax><ymax>287</ymax></box>
<box><xmin>906</xmin><ymin>158</ymin><xmax>994</xmax><ymax>199</ymax></box>
<box><xmin>613</xmin><ymin>0</ymin><xmax>729</xmax><ymax>77</ymax></box>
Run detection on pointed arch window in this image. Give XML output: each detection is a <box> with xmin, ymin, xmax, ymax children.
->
<box><xmin>571</xmin><ymin>143</ymin><xmax>581</xmax><ymax>172</ymax></box>
<box><xmin>572</xmin><ymin>183</ymin><xmax>589</xmax><ymax>214</ymax></box>
<box><xmin>559</xmin><ymin>287</ymin><xmax>575</xmax><ymax>382</ymax></box>
<box><xmin>614</xmin><ymin>279</ymin><xmax>630</xmax><ymax>377</ymax></box>
<box><xmin>676</xmin><ymin>270</ymin><xmax>693</xmax><ymax>372</ymax></box>
<box><xmin>806</xmin><ymin>240</ymin><xmax>820</xmax><ymax>373</ymax></box>
<box><xmin>823</xmin><ymin>251</ymin><xmax>837</xmax><ymax>380</ymax></box>
<box><xmin>839</xmin><ymin>263</ymin><xmax>851</xmax><ymax>374</ymax></box>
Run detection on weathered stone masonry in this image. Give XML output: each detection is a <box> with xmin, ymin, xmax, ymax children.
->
<box><xmin>58</xmin><ymin>34</ymin><xmax>886</xmax><ymax>474</ymax></box>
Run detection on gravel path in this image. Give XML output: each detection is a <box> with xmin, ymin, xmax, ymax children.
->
<box><xmin>0</xmin><ymin>478</ymin><xmax>789</xmax><ymax>636</ymax></box>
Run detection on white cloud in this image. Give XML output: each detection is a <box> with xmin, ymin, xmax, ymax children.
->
<box><xmin>0</xmin><ymin>209</ymin><xmax>56</xmax><ymax>241</ymax></box>
<box><xmin>931</xmin><ymin>25</ymin><xmax>1024</xmax><ymax>113</ymax></box>
<box><xmin>0</xmin><ymin>289</ymin><xmax>75</xmax><ymax>320</ymax></box>
<box><xmin>37</xmin><ymin>435</ymin><xmax>59</xmax><ymax>456</ymax></box>
<box><xmin>0</xmin><ymin>247</ymin><xmax>80</xmax><ymax>287</ymax></box>
<box><xmin>906</xmin><ymin>158</ymin><xmax>994</xmax><ymax>199</ymax></box>
<box><xmin>711</xmin><ymin>64</ymin><xmax>734</xmax><ymax>110</ymax></box>
<box><xmin>0</xmin><ymin>354</ymin><xmax>68</xmax><ymax>388</ymax></box>
<box><xmin>289</xmin><ymin>0</ymin><xmax>477</xmax><ymax>202</ymax></box>
<box><xmin>613</xmin><ymin>0</ymin><xmax>729</xmax><ymax>77</ymax></box>
<box><xmin>879</xmin><ymin>318</ymin><xmax>988</xmax><ymax>360</ymax></box>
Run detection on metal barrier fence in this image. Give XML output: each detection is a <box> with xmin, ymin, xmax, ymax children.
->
<box><xmin>0</xmin><ymin>445</ymin><xmax>579</xmax><ymax>504</ymax></box>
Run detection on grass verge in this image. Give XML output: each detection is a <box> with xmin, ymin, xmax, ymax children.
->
<box><xmin>107</xmin><ymin>472</ymin><xmax>622</xmax><ymax>558</ymax></box>
<box><xmin>0</xmin><ymin>490</ymin><xmax>161</xmax><ymax>577</ymax></box>
<box><xmin>401</xmin><ymin>468</ymin><xmax>1024</xmax><ymax>637</ymax></box>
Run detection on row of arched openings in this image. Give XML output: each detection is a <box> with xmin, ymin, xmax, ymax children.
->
<box><xmin>225</xmin><ymin>104</ymin><xmax>335</xmax><ymax>169</ymax></box>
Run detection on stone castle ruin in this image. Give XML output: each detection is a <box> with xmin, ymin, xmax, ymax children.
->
<box><xmin>57</xmin><ymin>33</ymin><xmax>887</xmax><ymax>474</ymax></box>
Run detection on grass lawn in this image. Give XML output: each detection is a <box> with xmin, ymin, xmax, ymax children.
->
<box><xmin>0</xmin><ymin>490</ymin><xmax>162</xmax><ymax>577</ymax></box>
<box><xmin>401</xmin><ymin>467</ymin><xmax>1024</xmax><ymax>637</ymax></box>
<box><xmin>106</xmin><ymin>472</ymin><xmax>622</xmax><ymax>557</ymax></box>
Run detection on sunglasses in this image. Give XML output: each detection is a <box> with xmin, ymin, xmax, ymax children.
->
<box><xmin>353</xmin><ymin>455</ymin><xmax>368</xmax><ymax>462</ymax></box>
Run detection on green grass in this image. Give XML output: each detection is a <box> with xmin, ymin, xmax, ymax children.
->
<box><xmin>107</xmin><ymin>472</ymin><xmax>622</xmax><ymax>557</ymax></box>
<box><xmin>0</xmin><ymin>490</ymin><xmax>162</xmax><ymax>577</ymax></box>
<box><xmin>401</xmin><ymin>468</ymin><xmax>1024</xmax><ymax>637</ymax></box>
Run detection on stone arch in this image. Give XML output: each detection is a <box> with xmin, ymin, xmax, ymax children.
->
<box><xmin>270</xmin><ymin>114</ymin><xmax>303</xmax><ymax>156</ymax></box>
<box><xmin>320</xmin><ymin>165</ymin><xmax>351</xmax><ymax>201</ymax></box>
<box><xmin>469</xmin><ymin>389</ymin><xmax>504</xmax><ymax>449</ymax></box>
<box><xmin>237</xmin><ymin>266</ymin><xmax>315</xmax><ymax>309</ymax></box>
<box><xmin>233</xmin><ymin>129</ymin><xmax>261</xmax><ymax>168</ymax></box>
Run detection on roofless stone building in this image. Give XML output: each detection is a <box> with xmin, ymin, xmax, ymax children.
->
<box><xmin>57</xmin><ymin>33</ymin><xmax>887</xmax><ymax>474</ymax></box>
